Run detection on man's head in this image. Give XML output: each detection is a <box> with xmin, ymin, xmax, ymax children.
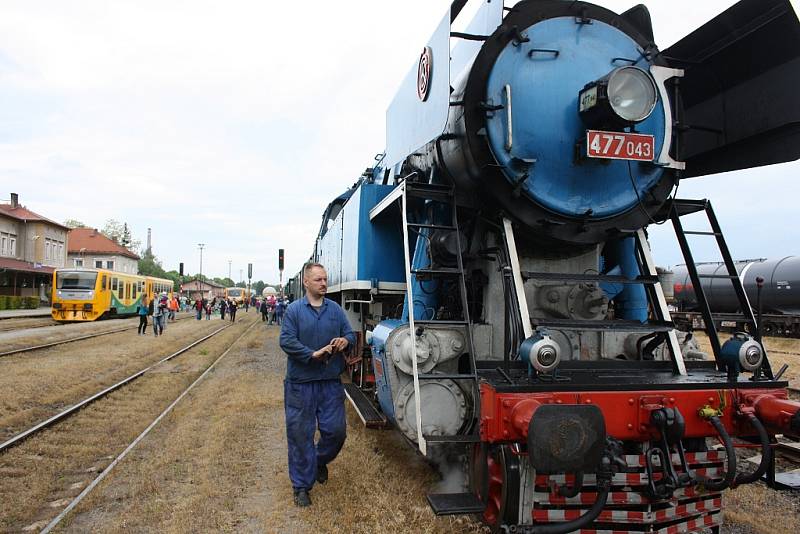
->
<box><xmin>302</xmin><ymin>262</ymin><xmax>328</xmax><ymax>299</ymax></box>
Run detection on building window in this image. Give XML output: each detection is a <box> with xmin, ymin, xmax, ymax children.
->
<box><xmin>9</xmin><ymin>237</ymin><xmax>15</xmax><ymax>256</ymax></box>
<box><xmin>106</xmin><ymin>260</ymin><xmax>114</xmax><ymax>270</ymax></box>
<box><xmin>74</xmin><ymin>258</ymin><xmax>83</xmax><ymax>267</ymax></box>
<box><xmin>0</xmin><ymin>235</ymin><xmax>6</xmax><ymax>256</ymax></box>
<box><xmin>45</xmin><ymin>241</ymin><xmax>50</xmax><ymax>261</ymax></box>
<box><xmin>95</xmin><ymin>260</ymin><xmax>103</xmax><ymax>269</ymax></box>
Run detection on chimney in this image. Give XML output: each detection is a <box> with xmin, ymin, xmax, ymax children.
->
<box><xmin>147</xmin><ymin>228</ymin><xmax>152</xmax><ymax>254</ymax></box>
<box><xmin>91</xmin><ymin>228</ymin><xmax>98</xmax><ymax>237</ymax></box>
<box><xmin>10</xmin><ymin>193</ymin><xmax>18</xmax><ymax>208</ymax></box>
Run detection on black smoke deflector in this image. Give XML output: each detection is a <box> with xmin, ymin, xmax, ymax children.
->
<box><xmin>663</xmin><ymin>0</ymin><xmax>800</xmax><ymax>178</ymax></box>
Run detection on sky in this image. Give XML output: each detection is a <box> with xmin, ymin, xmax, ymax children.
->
<box><xmin>1</xmin><ymin>0</ymin><xmax>797</xmax><ymax>284</ymax></box>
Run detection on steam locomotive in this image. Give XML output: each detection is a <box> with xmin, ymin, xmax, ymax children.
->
<box><xmin>296</xmin><ymin>1</ymin><xmax>800</xmax><ymax>532</ymax></box>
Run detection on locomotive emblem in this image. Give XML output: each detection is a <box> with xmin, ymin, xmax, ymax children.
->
<box><xmin>416</xmin><ymin>46</ymin><xmax>432</xmax><ymax>101</ymax></box>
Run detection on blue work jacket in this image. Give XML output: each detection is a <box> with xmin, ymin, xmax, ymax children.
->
<box><xmin>280</xmin><ymin>296</ymin><xmax>356</xmax><ymax>383</ymax></box>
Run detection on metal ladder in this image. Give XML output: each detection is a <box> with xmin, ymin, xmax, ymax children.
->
<box><xmin>502</xmin><ymin>219</ymin><xmax>687</xmax><ymax>375</ymax></box>
<box><xmin>399</xmin><ymin>181</ymin><xmax>485</xmax><ymax>515</ymax></box>
<box><xmin>669</xmin><ymin>198</ymin><xmax>773</xmax><ymax>378</ymax></box>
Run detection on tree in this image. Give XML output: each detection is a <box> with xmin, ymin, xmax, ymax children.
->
<box><xmin>64</xmin><ymin>219</ymin><xmax>87</xmax><ymax>229</ymax></box>
<box><xmin>213</xmin><ymin>277</ymin><xmax>235</xmax><ymax>287</ymax></box>
<box><xmin>102</xmin><ymin>219</ymin><xmax>142</xmax><ymax>253</ymax></box>
<box><xmin>252</xmin><ymin>280</ymin><xmax>266</xmax><ymax>296</ymax></box>
<box><xmin>138</xmin><ymin>254</ymin><xmax>167</xmax><ymax>279</ymax></box>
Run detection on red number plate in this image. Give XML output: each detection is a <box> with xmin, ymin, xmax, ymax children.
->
<box><xmin>586</xmin><ymin>130</ymin><xmax>655</xmax><ymax>161</ymax></box>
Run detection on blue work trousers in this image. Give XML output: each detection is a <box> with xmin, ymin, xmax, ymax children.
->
<box><xmin>284</xmin><ymin>379</ymin><xmax>346</xmax><ymax>492</ymax></box>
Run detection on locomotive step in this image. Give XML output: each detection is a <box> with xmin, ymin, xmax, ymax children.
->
<box><xmin>531</xmin><ymin>318</ymin><xmax>675</xmax><ymax>332</ymax></box>
<box><xmin>520</xmin><ymin>271</ymin><xmax>660</xmax><ymax>284</ymax></box>
<box><xmin>426</xmin><ymin>492</ymin><xmax>485</xmax><ymax>515</ymax></box>
<box><xmin>343</xmin><ymin>382</ymin><xmax>388</xmax><ymax>429</ymax></box>
<box><xmin>418</xmin><ymin>373</ymin><xmax>477</xmax><ymax>380</ymax></box>
<box><xmin>411</xmin><ymin>267</ymin><xmax>462</xmax><ymax>276</ymax></box>
<box><xmin>423</xmin><ymin>434</ymin><xmax>481</xmax><ymax>443</ymax></box>
<box><xmin>412</xmin><ymin>320</ymin><xmax>470</xmax><ymax>328</ymax></box>
<box><xmin>696</xmin><ymin>274</ymin><xmax>737</xmax><ymax>279</ymax></box>
<box><xmin>406</xmin><ymin>222</ymin><xmax>458</xmax><ymax>231</ymax></box>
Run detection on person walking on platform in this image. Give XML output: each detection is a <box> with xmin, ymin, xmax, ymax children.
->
<box><xmin>205</xmin><ymin>299</ymin><xmax>212</xmax><ymax>320</ymax></box>
<box><xmin>137</xmin><ymin>295</ymin><xmax>149</xmax><ymax>335</ymax></box>
<box><xmin>229</xmin><ymin>299</ymin><xmax>238</xmax><ymax>322</ymax></box>
<box><xmin>260</xmin><ymin>298</ymin><xmax>268</xmax><ymax>322</ymax></box>
<box><xmin>220</xmin><ymin>298</ymin><xmax>227</xmax><ymax>320</ymax></box>
<box><xmin>152</xmin><ymin>294</ymin><xmax>165</xmax><ymax>336</ymax></box>
<box><xmin>279</xmin><ymin>262</ymin><xmax>355</xmax><ymax>508</ymax></box>
<box><xmin>168</xmin><ymin>295</ymin><xmax>178</xmax><ymax>321</ymax></box>
<box><xmin>244</xmin><ymin>297</ymin><xmax>249</xmax><ymax>313</ymax></box>
<box><xmin>194</xmin><ymin>297</ymin><xmax>203</xmax><ymax>320</ymax></box>
<box><xmin>275</xmin><ymin>296</ymin><xmax>286</xmax><ymax>326</ymax></box>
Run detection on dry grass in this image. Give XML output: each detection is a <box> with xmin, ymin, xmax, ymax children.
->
<box><xmin>0</xmin><ymin>318</ymin><xmax>257</xmax><ymax>532</ymax></box>
<box><xmin>54</xmin><ymin>323</ymin><xmax>486</xmax><ymax>533</ymax></box>
<box><xmin>0</xmin><ymin>317</ymin><xmax>225</xmax><ymax>440</ymax></box>
<box><xmin>724</xmin><ymin>483</ymin><xmax>800</xmax><ymax>534</ymax></box>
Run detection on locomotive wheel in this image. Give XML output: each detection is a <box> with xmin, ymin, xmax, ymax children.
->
<box><xmin>471</xmin><ymin>443</ymin><xmax>520</xmax><ymax>532</ymax></box>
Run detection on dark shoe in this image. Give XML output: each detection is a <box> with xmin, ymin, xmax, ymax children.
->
<box><xmin>316</xmin><ymin>464</ymin><xmax>328</xmax><ymax>484</ymax></box>
<box><xmin>294</xmin><ymin>490</ymin><xmax>311</xmax><ymax>507</ymax></box>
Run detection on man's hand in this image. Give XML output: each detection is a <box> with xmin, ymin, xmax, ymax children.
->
<box><xmin>330</xmin><ymin>337</ymin><xmax>349</xmax><ymax>352</ymax></box>
<box><xmin>312</xmin><ymin>345</ymin><xmax>333</xmax><ymax>360</ymax></box>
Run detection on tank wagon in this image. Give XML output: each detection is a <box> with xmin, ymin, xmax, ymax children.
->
<box><xmin>671</xmin><ymin>258</ymin><xmax>800</xmax><ymax>337</ymax></box>
<box><xmin>297</xmin><ymin>1</ymin><xmax>800</xmax><ymax>532</ymax></box>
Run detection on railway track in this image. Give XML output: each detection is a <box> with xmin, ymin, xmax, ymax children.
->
<box><xmin>0</xmin><ymin>314</ymin><xmax>193</xmax><ymax>358</ymax></box>
<box><xmin>0</xmin><ymin>322</ymin><xmax>232</xmax><ymax>453</ymax></box>
<box><xmin>0</xmin><ymin>317</ymin><xmax>58</xmax><ymax>334</ymax></box>
<box><xmin>13</xmin><ymin>319</ymin><xmax>258</xmax><ymax>533</ymax></box>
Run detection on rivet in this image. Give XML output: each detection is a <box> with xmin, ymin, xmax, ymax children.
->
<box><xmin>503</xmin><ymin>430</ymin><xmax>509</xmax><ymax>437</ymax></box>
<box><xmin>627</xmin><ymin>423</ymin><xmax>633</xmax><ymax>430</ymax></box>
<box><xmin>669</xmin><ymin>397</ymin><xmax>676</xmax><ymax>404</ymax></box>
<box><xmin>628</xmin><ymin>398</ymin><xmax>634</xmax><ymax>405</ymax></box>
<box><xmin>708</xmin><ymin>397</ymin><xmax>715</xmax><ymax>403</ymax></box>
<box><xmin>640</xmin><ymin>424</ymin><xmax>647</xmax><ymax>432</ymax></box>
<box><xmin>503</xmin><ymin>417</ymin><xmax>509</xmax><ymax>422</ymax></box>
<box><xmin>584</xmin><ymin>399</ymin><xmax>591</xmax><ymax>404</ymax></box>
<box><xmin>556</xmin><ymin>399</ymin><xmax>563</xmax><ymax>404</ymax></box>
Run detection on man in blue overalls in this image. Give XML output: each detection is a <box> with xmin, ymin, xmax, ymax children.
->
<box><xmin>279</xmin><ymin>262</ymin><xmax>355</xmax><ymax>507</ymax></box>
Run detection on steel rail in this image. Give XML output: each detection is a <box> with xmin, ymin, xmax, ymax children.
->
<box><xmin>41</xmin><ymin>319</ymin><xmax>260</xmax><ymax>533</ymax></box>
<box><xmin>0</xmin><ymin>314</ymin><xmax>194</xmax><ymax>358</ymax></box>
<box><xmin>0</xmin><ymin>323</ymin><xmax>232</xmax><ymax>453</ymax></box>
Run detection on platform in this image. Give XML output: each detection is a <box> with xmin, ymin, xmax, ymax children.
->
<box><xmin>0</xmin><ymin>307</ymin><xmax>52</xmax><ymax>319</ymax></box>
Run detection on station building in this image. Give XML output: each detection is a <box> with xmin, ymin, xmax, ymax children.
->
<box><xmin>0</xmin><ymin>193</ymin><xmax>69</xmax><ymax>302</ymax></box>
<box><xmin>180</xmin><ymin>278</ymin><xmax>225</xmax><ymax>300</ymax></box>
<box><xmin>67</xmin><ymin>227</ymin><xmax>140</xmax><ymax>274</ymax></box>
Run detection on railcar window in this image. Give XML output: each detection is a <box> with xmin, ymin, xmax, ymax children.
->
<box><xmin>101</xmin><ymin>275</ymin><xmax>107</xmax><ymax>290</ymax></box>
<box><xmin>56</xmin><ymin>271</ymin><xmax>98</xmax><ymax>290</ymax></box>
<box><xmin>118</xmin><ymin>282</ymin><xmax>124</xmax><ymax>299</ymax></box>
<box><xmin>132</xmin><ymin>283</ymin><xmax>137</xmax><ymax>299</ymax></box>
<box><xmin>112</xmin><ymin>278</ymin><xmax>118</xmax><ymax>291</ymax></box>
<box><xmin>126</xmin><ymin>283</ymin><xmax>131</xmax><ymax>299</ymax></box>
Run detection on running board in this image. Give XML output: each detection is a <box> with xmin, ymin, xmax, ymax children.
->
<box><xmin>427</xmin><ymin>492</ymin><xmax>485</xmax><ymax>515</ymax></box>
<box><xmin>343</xmin><ymin>382</ymin><xmax>388</xmax><ymax>429</ymax></box>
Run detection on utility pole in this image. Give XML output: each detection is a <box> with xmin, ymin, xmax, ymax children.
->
<box><xmin>228</xmin><ymin>259</ymin><xmax>232</xmax><ymax>282</ymax></box>
<box><xmin>198</xmin><ymin>243</ymin><xmax>205</xmax><ymax>298</ymax></box>
<box><xmin>239</xmin><ymin>268</ymin><xmax>243</xmax><ymax>286</ymax></box>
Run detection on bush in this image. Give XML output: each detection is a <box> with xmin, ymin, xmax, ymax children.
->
<box><xmin>0</xmin><ymin>296</ymin><xmax>40</xmax><ymax>310</ymax></box>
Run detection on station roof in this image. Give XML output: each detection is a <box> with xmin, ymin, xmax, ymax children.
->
<box><xmin>0</xmin><ymin>257</ymin><xmax>55</xmax><ymax>275</ymax></box>
<box><xmin>0</xmin><ymin>204</ymin><xmax>70</xmax><ymax>230</ymax></box>
<box><xmin>67</xmin><ymin>228</ymin><xmax>140</xmax><ymax>260</ymax></box>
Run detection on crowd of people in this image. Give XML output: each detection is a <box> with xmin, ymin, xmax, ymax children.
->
<box><xmin>135</xmin><ymin>291</ymin><xmax>291</xmax><ymax>334</ymax></box>
<box><xmin>136</xmin><ymin>292</ymin><xmax>181</xmax><ymax>336</ymax></box>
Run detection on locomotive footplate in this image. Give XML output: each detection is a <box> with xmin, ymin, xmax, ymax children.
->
<box><xmin>476</xmin><ymin>360</ymin><xmax>789</xmax><ymax>392</ymax></box>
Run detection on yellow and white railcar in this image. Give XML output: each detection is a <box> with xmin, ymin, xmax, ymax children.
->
<box><xmin>51</xmin><ymin>268</ymin><xmax>174</xmax><ymax>322</ymax></box>
<box><xmin>224</xmin><ymin>287</ymin><xmax>247</xmax><ymax>305</ymax></box>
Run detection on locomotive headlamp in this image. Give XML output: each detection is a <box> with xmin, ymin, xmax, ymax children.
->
<box><xmin>720</xmin><ymin>332</ymin><xmax>764</xmax><ymax>380</ymax></box>
<box><xmin>579</xmin><ymin>66</ymin><xmax>658</xmax><ymax>126</ymax></box>
<box><xmin>520</xmin><ymin>331</ymin><xmax>561</xmax><ymax>373</ymax></box>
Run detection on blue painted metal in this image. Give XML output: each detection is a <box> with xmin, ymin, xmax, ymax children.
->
<box><xmin>370</xmin><ymin>319</ymin><xmax>402</xmax><ymax>421</ymax></box>
<box><xmin>603</xmin><ymin>237</ymin><xmax>648</xmax><ymax>322</ymax></box>
<box><xmin>483</xmin><ymin>17</ymin><xmax>667</xmax><ymax>218</ymax></box>
<box><xmin>401</xmin><ymin>228</ymin><xmax>439</xmax><ymax>322</ymax></box>
<box><xmin>316</xmin><ymin>183</ymin><xmax>405</xmax><ymax>290</ymax></box>
<box><xmin>450</xmin><ymin>0</ymin><xmax>503</xmax><ymax>81</ymax></box>
<box><xmin>385</xmin><ymin>9</ymin><xmax>451</xmax><ymax>167</ymax></box>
